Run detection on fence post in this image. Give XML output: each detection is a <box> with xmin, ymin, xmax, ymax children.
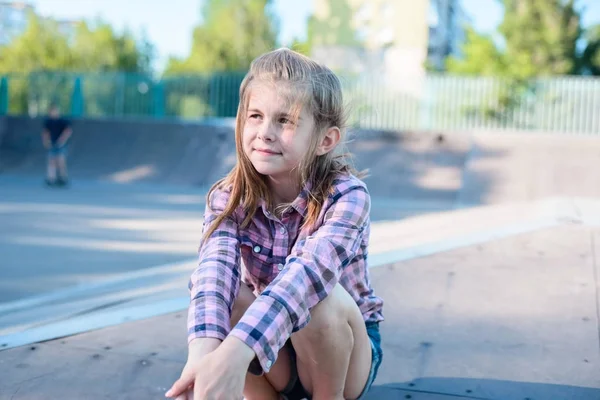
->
<box><xmin>0</xmin><ymin>76</ymin><xmax>8</xmax><ymax>115</ymax></box>
<box><xmin>154</xmin><ymin>80</ymin><xmax>165</xmax><ymax>118</ymax></box>
<box><xmin>71</xmin><ymin>76</ymin><xmax>84</xmax><ymax>117</ymax></box>
<box><xmin>115</xmin><ymin>73</ymin><xmax>125</xmax><ymax>117</ymax></box>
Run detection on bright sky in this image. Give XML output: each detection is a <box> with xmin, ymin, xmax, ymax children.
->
<box><xmin>31</xmin><ymin>0</ymin><xmax>600</xmax><ymax>72</ymax></box>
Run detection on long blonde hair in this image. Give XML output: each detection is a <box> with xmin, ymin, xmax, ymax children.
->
<box><xmin>203</xmin><ymin>48</ymin><xmax>363</xmax><ymax>239</ymax></box>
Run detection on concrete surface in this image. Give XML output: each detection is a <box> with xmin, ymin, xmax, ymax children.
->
<box><xmin>5</xmin><ymin>117</ymin><xmax>600</xmax><ymax>207</ymax></box>
<box><xmin>0</xmin><ymin>116</ymin><xmax>471</xmax><ymax>203</ymax></box>
<box><xmin>2</xmin><ymin>193</ymin><xmax>589</xmax><ymax>346</ymax></box>
<box><xmin>0</xmin><ymin>174</ymin><xmax>454</xmax><ymax>307</ymax></box>
<box><xmin>2</xmin><ymin>117</ymin><xmax>600</xmax><ymax>399</ymax></box>
<box><xmin>1</xmin><ymin>225</ymin><xmax>599</xmax><ymax>400</ymax></box>
<box><xmin>0</xmin><ymin>117</ymin><xmax>236</xmax><ymax>187</ymax></box>
<box><xmin>458</xmin><ymin>132</ymin><xmax>600</xmax><ymax>206</ymax></box>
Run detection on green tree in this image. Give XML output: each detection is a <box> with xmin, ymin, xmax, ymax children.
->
<box><xmin>446</xmin><ymin>0</ymin><xmax>599</xmax><ymax>78</ymax></box>
<box><xmin>165</xmin><ymin>0</ymin><xmax>278</xmax><ymax>74</ymax></box>
<box><xmin>445</xmin><ymin>27</ymin><xmax>508</xmax><ymax>76</ymax></box>
<box><xmin>581</xmin><ymin>23</ymin><xmax>600</xmax><ymax>75</ymax></box>
<box><xmin>0</xmin><ymin>13</ymin><xmax>153</xmax><ymax>74</ymax></box>
<box><xmin>288</xmin><ymin>34</ymin><xmax>312</xmax><ymax>57</ymax></box>
<box><xmin>163</xmin><ymin>0</ymin><xmax>278</xmax><ymax>118</ymax></box>
<box><xmin>0</xmin><ymin>12</ymin><xmax>73</xmax><ymax>74</ymax></box>
<box><xmin>445</xmin><ymin>0</ymin><xmax>600</xmax><ymax>126</ymax></box>
<box><xmin>70</xmin><ymin>20</ymin><xmax>153</xmax><ymax>73</ymax></box>
<box><xmin>0</xmin><ymin>12</ymin><xmax>155</xmax><ymax>115</ymax></box>
<box><xmin>500</xmin><ymin>0</ymin><xmax>582</xmax><ymax>78</ymax></box>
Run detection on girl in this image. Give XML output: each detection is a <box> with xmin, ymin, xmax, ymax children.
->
<box><xmin>166</xmin><ymin>48</ymin><xmax>384</xmax><ymax>400</ymax></box>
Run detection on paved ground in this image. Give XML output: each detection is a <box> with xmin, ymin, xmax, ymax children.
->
<box><xmin>1</xmin><ymin>223</ymin><xmax>599</xmax><ymax>399</ymax></box>
<box><xmin>0</xmin><ymin>174</ymin><xmax>453</xmax><ymax>306</ymax></box>
<box><xmin>0</xmin><ymin>176</ymin><xmax>207</xmax><ymax>304</ymax></box>
<box><xmin>2</xmin><ymin>119</ymin><xmax>600</xmax><ymax>399</ymax></box>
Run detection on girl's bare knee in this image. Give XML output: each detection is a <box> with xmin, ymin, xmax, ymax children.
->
<box><xmin>292</xmin><ymin>283</ymin><xmax>356</xmax><ymax>351</ymax></box>
<box><xmin>309</xmin><ymin>284</ymin><xmax>356</xmax><ymax>327</ymax></box>
<box><xmin>231</xmin><ymin>283</ymin><xmax>256</xmax><ymax>326</ymax></box>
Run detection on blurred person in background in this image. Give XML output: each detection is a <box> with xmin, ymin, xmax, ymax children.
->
<box><xmin>42</xmin><ymin>103</ymin><xmax>72</xmax><ymax>187</ymax></box>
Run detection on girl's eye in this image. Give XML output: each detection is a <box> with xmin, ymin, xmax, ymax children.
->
<box><xmin>279</xmin><ymin>117</ymin><xmax>294</xmax><ymax>125</ymax></box>
<box><xmin>249</xmin><ymin>114</ymin><xmax>261</xmax><ymax>119</ymax></box>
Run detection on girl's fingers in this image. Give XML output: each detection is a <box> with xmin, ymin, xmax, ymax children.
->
<box><xmin>165</xmin><ymin>368</ymin><xmax>195</xmax><ymax>398</ymax></box>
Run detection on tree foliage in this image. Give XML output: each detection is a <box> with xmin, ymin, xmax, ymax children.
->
<box><xmin>445</xmin><ymin>27</ymin><xmax>508</xmax><ymax>76</ymax></box>
<box><xmin>447</xmin><ymin>0</ymin><xmax>599</xmax><ymax>77</ymax></box>
<box><xmin>581</xmin><ymin>23</ymin><xmax>600</xmax><ymax>75</ymax></box>
<box><xmin>0</xmin><ymin>12</ymin><xmax>153</xmax><ymax>74</ymax></box>
<box><xmin>70</xmin><ymin>21</ymin><xmax>154</xmax><ymax>73</ymax></box>
<box><xmin>0</xmin><ymin>12</ymin><xmax>154</xmax><ymax>115</ymax></box>
<box><xmin>165</xmin><ymin>0</ymin><xmax>278</xmax><ymax>74</ymax></box>
<box><xmin>161</xmin><ymin>0</ymin><xmax>279</xmax><ymax>118</ymax></box>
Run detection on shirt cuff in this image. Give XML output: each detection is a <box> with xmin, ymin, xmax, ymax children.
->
<box><xmin>187</xmin><ymin>327</ymin><xmax>227</xmax><ymax>345</ymax></box>
<box><xmin>187</xmin><ymin>296</ymin><xmax>231</xmax><ymax>344</ymax></box>
<box><xmin>228</xmin><ymin>295</ymin><xmax>291</xmax><ymax>374</ymax></box>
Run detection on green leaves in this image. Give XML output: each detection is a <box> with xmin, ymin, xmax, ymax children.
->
<box><xmin>164</xmin><ymin>0</ymin><xmax>278</xmax><ymax>74</ymax></box>
<box><xmin>0</xmin><ymin>13</ymin><xmax>154</xmax><ymax>75</ymax></box>
<box><xmin>447</xmin><ymin>0</ymin><xmax>599</xmax><ymax>77</ymax></box>
<box><xmin>446</xmin><ymin>27</ymin><xmax>508</xmax><ymax>76</ymax></box>
<box><xmin>581</xmin><ymin>23</ymin><xmax>600</xmax><ymax>75</ymax></box>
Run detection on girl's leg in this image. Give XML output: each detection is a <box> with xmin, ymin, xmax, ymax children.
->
<box><xmin>290</xmin><ymin>283</ymin><xmax>372</xmax><ymax>400</ymax></box>
<box><xmin>231</xmin><ymin>283</ymin><xmax>293</xmax><ymax>400</ymax></box>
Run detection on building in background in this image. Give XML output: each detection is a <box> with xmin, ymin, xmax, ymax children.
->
<box><xmin>428</xmin><ymin>0</ymin><xmax>468</xmax><ymax>70</ymax></box>
<box><xmin>0</xmin><ymin>1</ymin><xmax>33</xmax><ymax>46</ymax></box>
<box><xmin>0</xmin><ymin>1</ymin><xmax>80</xmax><ymax>46</ymax></box>
<box><xmin>310</xmin><ymin>0</ymin><xmax>466</xmax><ymax>84</ymax></box>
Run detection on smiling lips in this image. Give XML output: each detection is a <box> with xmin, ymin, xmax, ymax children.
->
<box><xmin>255</xmin><ymin>148</ymin><xmax>281</xmax><ymax>155</ymax></box>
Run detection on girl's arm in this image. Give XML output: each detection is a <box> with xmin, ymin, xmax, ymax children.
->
<box><xmin>187</xmin><ymin>188</ymin><xmax>242</xmax><ymax>346</ymax></box>
<box><xmin>229</xmin><ymin>180</ymin><xmax>370</xmax><ymax>374</ymax></box>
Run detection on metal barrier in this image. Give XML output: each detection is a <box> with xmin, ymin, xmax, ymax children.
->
<box><xmin>1</xmin><ymin>71</ymin><xmax>599</xmax><ymax>134</ymax></box>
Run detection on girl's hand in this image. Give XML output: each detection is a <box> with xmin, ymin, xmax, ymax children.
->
<box><xmin>166</xmin><ymin>337</ymin><xmax>255</xmax><ymax>400</ymax></box>
<box><xmin>166</xmin><ymin>338</ymin><xmax>221</xmax><ymax>399</ymax></box>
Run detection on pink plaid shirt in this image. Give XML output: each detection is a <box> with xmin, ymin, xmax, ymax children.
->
<box><xmin>187</xmin><ymin>173</ymin><xmax>384</xmax><ymax>373</ymax></box>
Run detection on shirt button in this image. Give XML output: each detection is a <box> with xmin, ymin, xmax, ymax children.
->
<box><xmin>279</xmin><ymin>226</ymin><xmax>286</xmax><ymax>234</ymax></box>
<box><xmin>253</xmin><ymin>245</ymin><xmax>261</xmax><ymax>253</ymax></box>
<box><xmin>266</xmin><ymin>360</ymin><xmax>273</xmax><ymax>368</ymax></box>
<box><xmin>277</xmin><ymin>263</ymin><xmax>284</xmax><ymax>271</ymax></box>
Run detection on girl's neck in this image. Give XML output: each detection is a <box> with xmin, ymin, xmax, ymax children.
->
<box><xmin>267</xmin><ymin>175</ymin><xmax>301</xmax><ymax>206</ymax></box>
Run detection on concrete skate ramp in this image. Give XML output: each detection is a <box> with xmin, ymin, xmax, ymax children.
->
<box><xmin>0</xmin><ymin>116</ymin><xmax>472</xmax><ymax>203</ymax></box>
<box><xmin>458</xmin><ymin>132</ymin><xmax>600</xmax><ymax>205</ymax></box>
<box><xmin>0</xmin><ymin>117</ymin><xmax>237</xmax><ymax>187</ymax></box>
<box><xmin>3</xmin><ymin>116</ymin><xmax>600</xmax><ymax>205</ymax></box>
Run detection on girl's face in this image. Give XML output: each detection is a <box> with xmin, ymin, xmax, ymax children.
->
<box><xmin>242</xmin><ymin>82</ymin><xmax>316</xmax><ymax>182</ymax></box>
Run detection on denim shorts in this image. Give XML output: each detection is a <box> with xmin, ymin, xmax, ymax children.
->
<box><xmin>48</xmin><ymin>145</ymin><xmax>67</xmax><ymax>157</ymax></box>
<box><xmin>356</xmin><ymin>321</ymin><xmax>383</xmax><ymax>399</ymax></box>
<box><xmin>281</xmin><ymin>321</ymin><xmax>383</xmax><ymax>400</ymax></box>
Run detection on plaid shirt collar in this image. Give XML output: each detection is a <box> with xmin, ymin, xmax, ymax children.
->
<box><xmin>258</xmin><ymin>180</ymin><xmax>312</xmax><ymax>218</ymax></box>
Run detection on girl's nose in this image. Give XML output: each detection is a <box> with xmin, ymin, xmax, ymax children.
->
<box><xmin>258</xmin><ymin>121</ymin><xmax>276</xmax><ymax>142</ymax></box>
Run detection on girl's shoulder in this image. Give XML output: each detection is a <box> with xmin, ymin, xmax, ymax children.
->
<box><xmin>329</xmin><ymin>172</ymin><xmax>369</xmax><ymax>200</ymax></box>
<box><xmin>205</xmin><ymin>182</ymin><xmax>237</xmax><ymax>215</ymax></box>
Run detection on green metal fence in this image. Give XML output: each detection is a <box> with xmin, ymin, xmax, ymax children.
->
<box><xmin>1</xmin><ymin>71</ymin><xmax>599</xmax><ymax>134</ymax></box>
<box><xmin>0</xmin><ymin>71</ymin><xmax>245</xmax><ymax>120</ymax></box>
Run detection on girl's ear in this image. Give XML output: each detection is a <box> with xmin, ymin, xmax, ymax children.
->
<box><xmin>315</xmin><ymin>126</ymin><xmax>341</xmax><ymax>156</ymax></box>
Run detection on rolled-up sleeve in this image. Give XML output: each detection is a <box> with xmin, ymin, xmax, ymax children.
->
<box><xmin>229</xmin><ymin>184</ymin><xmax>370</xmax><ymax>372</ymax></box>
<box><xmin>187</xmin><ymin>188</ymin><xmax>242</xmax><ymax>344</ymax></box>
